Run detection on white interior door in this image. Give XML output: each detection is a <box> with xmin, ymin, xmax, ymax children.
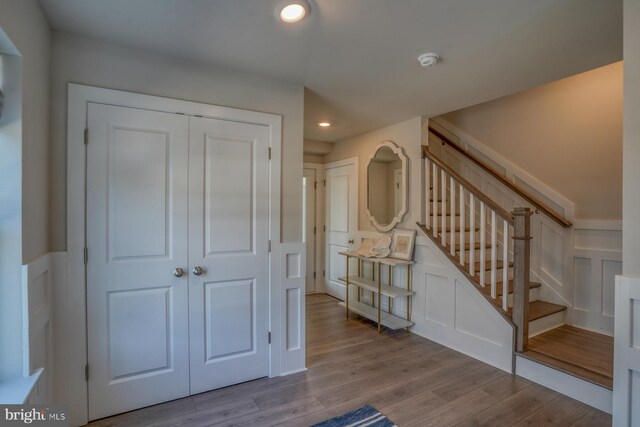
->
<box><xmin>86</xmin><ymin>103</ymin><xmax>190</xmax><ymax>420</ymax></box>
<box><xmin>187</xmin><ymin>116</ymin><xmax>270</xmax><ymax>394</ymax></box>
<box><xmin>325</xmin><ymin>160</ymin><xmax>357</xmax><ymax>300</ymax></box>
<box><xmin>303</xmin><ymin>168</ymin><xmax>316</xmax><ymax>293</ymax></box>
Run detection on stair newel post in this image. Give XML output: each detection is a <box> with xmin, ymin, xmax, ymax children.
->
<box><xmin>512</xmin><ymin>207</ymin><xmax>533</xmax><ymax>352</ymax></box>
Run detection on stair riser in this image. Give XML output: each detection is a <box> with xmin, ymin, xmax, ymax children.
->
<box><xmin>505</xmin><ymin>286</ymin><xmax>539</xmax><ymax>306</ymax></box>
<box><xmin>529</xmin><ymin>310</ymin><xmax>566</xmax><ymax>337</ymax></box>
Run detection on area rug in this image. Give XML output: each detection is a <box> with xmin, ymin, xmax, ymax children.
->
<box><xmin>311</xmin><ymin>405</ymin><xmax>397</xmax><ymax>427</ymax></box>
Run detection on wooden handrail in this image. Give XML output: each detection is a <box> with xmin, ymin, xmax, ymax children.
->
<box><xmin>423</xmin><ymin>149</ymin><xmax>514</xmax><ymax>225</ymax></box>
<box><xmin>427</xmin><ymin>126</ymin><xmax>572</xmax><ymax>228</ymax></box>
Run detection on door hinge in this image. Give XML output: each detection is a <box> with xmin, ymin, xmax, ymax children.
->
<box><xmin>323</xmin><ymin>225</ymin><xmax>326</xmax><ymax>232</ymax></box>
<box><xmin>323</xmin><ymin>179</ymin><xmax>326</xmax><ymax>187</ymax></box>
<box><xmin>84</xmin><ymin>247</ymin><xmax>88</xmax><ymax>265</ymax></box>
<box><xmin>268</xmin><ymin>240</ymin><xmax>272</xmax><ymax>252</ymax></box>
<box><xmin>323</xmin><ymin>270</ymin><xmax>326</xmax><ymax>277</ymax></box>
<box><xmin>268</xmin><ymin>332</ymin><xmax>272</xmax><ymax>344</ymax></box>
<box><xmin>314</xmin><ymin>181</ymin><xmax>318</xmax><ymax>189</ymax></box>
<box><xmin>268</xmin><ymin>147</ymin><xmax>272</xmax><ymax>160</ymax></box>
<box><xmin>314</xmin><ymin>226</ymin><xmax>317</xmax><ymax>235</ymax></box>
<box><xmin>84</xmin><ymin>128</ymin><xmax>89</xmax><ymax>145</ymax></box>
<box><xmin>85</xmin><ymin>364</ymin><xmax>89</xmax><ymax>381</ymax></box>
<box><xmin>313</xmin><ymin>272</ymin><xmax>316</xmax><ymax>279</ymax></box>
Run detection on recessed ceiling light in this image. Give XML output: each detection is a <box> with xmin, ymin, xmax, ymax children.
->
<box><xmin>276</xmin><ymin>1</ymin><xmax>309</xmax><ymax>23</ymax></box>
<box><xmin>418</xmin><ymin>53</ymin><xmax>440</xmax><ymax>67</ymax></box>
<box><xmin>318</xmin><ymin>121</ymin><xmax>331</xmax><ymax>127</ymax></box>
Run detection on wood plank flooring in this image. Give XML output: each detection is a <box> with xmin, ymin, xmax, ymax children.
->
<box><xmin>521</xmin><ymin>324</ymin><xmax>614</xmax><ymax>389</ymax></box>
<box><xmin>87</xmin><ymin>294</ymin><xmax>611</xmax><ymax>426</ymax></box>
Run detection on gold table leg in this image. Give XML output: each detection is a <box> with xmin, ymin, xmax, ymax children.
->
<box><xmin>346</xmin><ymin>256</ymin><xmax>350</xmax><ymax>318</ymax></box>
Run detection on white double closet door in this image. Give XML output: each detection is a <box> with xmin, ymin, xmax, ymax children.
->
<box><xmin>86</xmin><ymin>103</ymin><xmax>270</xmax><ymax>420</ymax></box>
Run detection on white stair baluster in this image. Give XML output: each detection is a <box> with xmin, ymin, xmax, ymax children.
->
<box><xmin>479</xmin><ymin>202</ymin><xmax>486</xmax><ymax>287</ymax></box>
<box><xmin>441</xmin><ymin>169</ymin><xmax>446</xmax><ymax>246</ymax></box>
<box><xmin>459</xmin><ymin>184</ymin><xmax>465</xmax><ymax>265</ymax></box>
<box><xmin>502</xmin><ymin>218</ymin><xmax>509</xmax><ymax>311</ymax></box>
<box><xmin>425</xmin><ymin>158</ymin><xmax>430</xmax><ymax>229</ymax></box>
<box><xmin>450</xmin><ymin>177</ymin><xmax>455</xmax><ymax>255</ymax></box>
<box><xmin>491</xmin><ymin>210</ymin><xmax>497</xmax><ymax>299</ymax></box>
<box><xmin>469</xmin><ymin>193</ymin><xmax>475</xmax><ymax>276</ymax></box>
<box><xmin>432</xmin><ymin>164</ymin><xmax>438</xmax><ymax>237</ymax></box>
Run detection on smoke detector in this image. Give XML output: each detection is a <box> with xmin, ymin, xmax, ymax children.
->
<box><xmin>418</xmin><ymin>53</ymin><xmax>440</xmax><ymax>67</ymax></box>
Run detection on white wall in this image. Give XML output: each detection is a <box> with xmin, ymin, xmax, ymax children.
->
<box><xmin>0</xmin><ymin>0</ymin><xmax>50</xmax><ymax>383</ymax></box>
<box><xmin>440</xmin><ymin>62</ymin><xmax>622</xmax><ymax>221</ymax></box>
<box><xmin>49</xmin><ymin>31</ymin><xmax>304</xmax><ymax>249</ymax></box>
<box><xmin>324</xmin><ymin>117</ymin><xmax>422</xmax><ymax>232</ymax></box>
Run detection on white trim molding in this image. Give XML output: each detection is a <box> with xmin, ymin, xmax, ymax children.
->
<box><xmin>66</xmin><ymin>84</ymin><xmax>284</xmax><ymax>426</ymax></box>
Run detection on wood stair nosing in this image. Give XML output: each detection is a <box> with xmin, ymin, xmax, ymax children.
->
<box><xmin>428</xmin><ymin>225</ymin><xmax>480</xmax><ymax>232</ymax></box>
<box><xmin>517</xmin><ymin>349</ymin><xmax>613</xmax><ymax>390</ymax></box>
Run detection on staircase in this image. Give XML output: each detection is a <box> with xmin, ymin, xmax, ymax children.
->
<box><xmin>417</xmin><ymin>148</ymin><xmax>567</xmax><ymax>351</ymax></box>
<box><xmin>419</xmin><ymin>132</ymin><xmax>614</xmax><ymax>411</ymax></box>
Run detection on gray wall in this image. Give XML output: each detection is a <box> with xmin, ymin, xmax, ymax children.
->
<box><xmin>441</xmin><ymin>61</ymin><xmax>622</xmax><ymax>221</ymax></box>
<box><xmin>623</xmin><ymin>1</ymin><xmax>640</xmax><ymax>274</ymax></box>
<box><xmin>0</xmin><ymin>0</ymin><xmax>50</xmax><ymax>381</ymax></box>
<box><xmin>49</xmin><ymin>31</ymin><xmax>304</xmax><ymax>249</ymax></box>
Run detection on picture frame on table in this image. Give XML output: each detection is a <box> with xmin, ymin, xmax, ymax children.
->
<box><xmin>390</xmin><ymin>228</ymin><xmax>416</xmax><ymax>260</ymax></box>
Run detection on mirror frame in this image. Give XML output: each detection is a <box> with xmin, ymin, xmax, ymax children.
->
<box><xmin>366</xmin><ymin>140</ymin><xmax>408</xmax><ymax>232</ymax></box>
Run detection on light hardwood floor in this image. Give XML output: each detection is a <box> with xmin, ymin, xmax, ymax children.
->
<box><xmin>88</xmin><ymin>293</ymin><xmax>611</xmax><ymax>426</ymax></box>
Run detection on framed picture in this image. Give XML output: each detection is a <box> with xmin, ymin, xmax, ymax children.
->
<box><xmin>390</xmin><ymin>228</ymin><xmax>416</xmax><ymax>260</ymax></box>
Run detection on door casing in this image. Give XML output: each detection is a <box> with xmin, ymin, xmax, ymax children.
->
<box><xmin>66</xmin><ymin>84</ymin><xmax>284</xmax><ymax>427</ymax></box>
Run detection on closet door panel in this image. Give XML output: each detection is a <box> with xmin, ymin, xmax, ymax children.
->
<box><xmin>188</xmin><ymin>116</ymin><xmax>270</xmax><ymax>394</ymax></box>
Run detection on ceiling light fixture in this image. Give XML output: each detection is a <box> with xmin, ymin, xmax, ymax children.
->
<box><xmin>318</xmin><ymin>121</ymin><xmax>331</xmax><ymax>127</ymax></box>
<box><xmin>276</xmin><ymin>1</ymin><xmax>310</xmax><ymax>23</ymax></box>
<box><xmin>418</xmin><ymin>53</ymin><xmax>440</xmax><ymax>67</ymax></box>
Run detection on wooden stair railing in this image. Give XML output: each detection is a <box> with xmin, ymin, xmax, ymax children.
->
<box><xmin>418</xmin><ymin>148</ymin><xmax>533</xmax><ymax>352</ymax></box>
<box><xmin>428</xmin><ymin>126</ymin><xmax>572</xmax><ymax>229</ymax></box>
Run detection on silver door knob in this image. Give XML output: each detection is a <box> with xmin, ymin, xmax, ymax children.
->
<box><xmin>348</xmin><ymin>239</ymin><xmax>354</xmax><ymax>244</ymax></box>
<box><xmin>173</xmin><ymin>268</ymin><xmax>185</xmax><ymax>278</ymax></box>
<box><xmin>193</xmin><ymin>266</ymin><xmax>204</xmax><ymax>276</ymax></box>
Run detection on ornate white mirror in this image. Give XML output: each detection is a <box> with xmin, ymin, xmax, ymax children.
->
<box><xmin>366</xmin><ymin>141</ymin><xmax>408</xmax><ymax>232</ymax></box>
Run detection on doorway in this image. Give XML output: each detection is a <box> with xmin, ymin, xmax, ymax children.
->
<box><xmin>324</xmin><ymin>158</ymin><xmax>358</xmax><ymax>301</ymax></box>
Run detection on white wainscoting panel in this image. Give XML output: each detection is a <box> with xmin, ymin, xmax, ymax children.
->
<box><xmin>613</xmin><ymin>275</ymin><xmax>640</xmax><ymax>426</ymax></box>
<box><xmin>21</xmin><ymin>253</ymin><xmax>62</xmax><ymax>404</ymax></box>
<box><xmin>411</xmin><ymin>237</ymin><xmax>514</xmax><ymax>372</ymax></box>
<box><xmin>279</xmin><ymin>243</ymin><xmax>306</xmax><ymax>375</ymax></box>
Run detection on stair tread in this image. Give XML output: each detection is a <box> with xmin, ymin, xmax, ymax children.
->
<box><xmin>494</xmin><ymin>280</ymin><xmax>541</xmax><ymax>296</ymax></box>
<box><xmin>455</xmin><ymin>241</ymin><xmax>492</xmax><ymax>251</ymax></box>
<box><xmin>527</xmin><ymin>325</ymin><xmax>613</xmax><ymax>380</ymax></box>
<box><xmin>429</xmin><ymin>225</ymin><xmax>480</xmax><ymax>232</ymax></box>
<box><xmin>464</xmin><ymin>259</ymin><xmax>513</xmax><ymax>271</ymax></box>
<box><xmin>517</xmin><ymin>349</ymin><xmax>612</xmax><ymax>390</ymax></box>
<box><xmin>508</xmin><ymin>300</ymin><xmax>566</xmax><ymax>321</ymax></box>
<box><xmin>478</xmin><ymin>280</ymin><xmax>541</xmax><ymax>298</ymax></box>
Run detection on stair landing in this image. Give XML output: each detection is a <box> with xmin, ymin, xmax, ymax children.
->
<box><xmin>518</xmin><ymin>325</ymin><xmax>613</xmax><ymax>389</ymax></box>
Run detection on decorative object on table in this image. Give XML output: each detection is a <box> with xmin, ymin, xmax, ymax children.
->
<box><xmin>390</xmin><ymin>228</ymin><xmax>416</xmax><ymax>260</ymax></box>
<box><xmin>311</xmin><ymin>405</ymin><xmax>396</xmax><ymax>427</ymax></box>
<box><xmin>355</xmin><ymin>235</ymin><xmax>391</xmax><ymax>258</ymax></box>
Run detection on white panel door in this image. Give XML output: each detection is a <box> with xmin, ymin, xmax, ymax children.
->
<box><xmin>86</xmin><ymin>103</ymin><xmax>190</xmax><ymax>420</ymax></box>
<box><xmin>188</xmin><ymin>116</ymin><xmax>270</xmax><ymax>394</ymax></box>
<box><xmin>325</xmin><ymin>161</ymin><xmax>357</xmax><ymax>300</ymax></box>
<box><xmin>304</xmin><ymin>168</ymin><xmax>316</xmax><ymax>293</ymax></box>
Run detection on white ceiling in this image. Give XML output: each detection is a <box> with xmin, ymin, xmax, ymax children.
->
<box><xmin>39</xmin><ymin>0</ymin><xmax>622</xmax><ymax>142</ymax></box>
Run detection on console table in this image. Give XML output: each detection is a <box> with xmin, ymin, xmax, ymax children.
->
<box><xmin>338</xmin><ymin>251</ymin><xmax>415</xmax><ymax>333</ymax></box>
